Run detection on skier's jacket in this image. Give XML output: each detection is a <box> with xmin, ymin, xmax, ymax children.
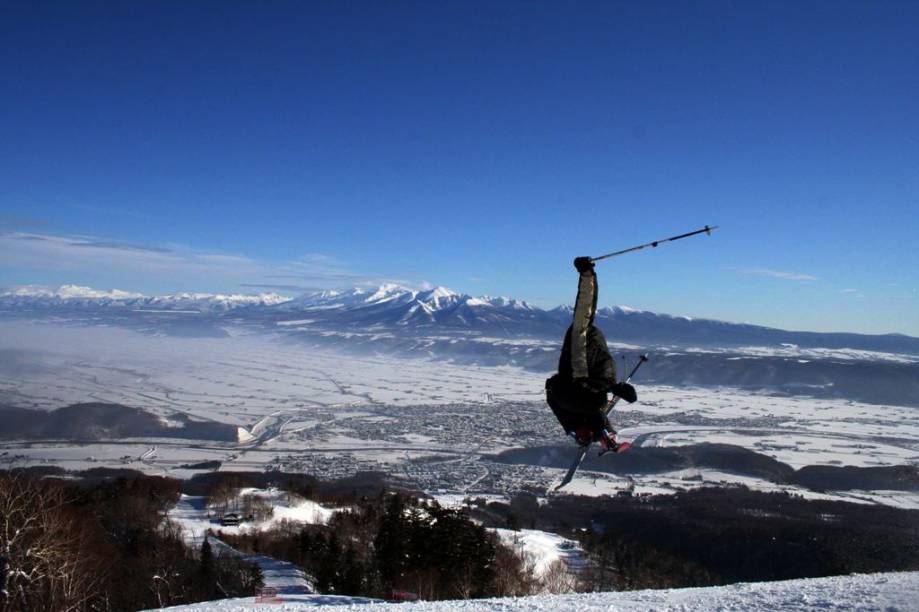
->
<box><xmin>546</xmin><ymin>268</ymin><xmax>617</xmax><ymax>418</ymax></box>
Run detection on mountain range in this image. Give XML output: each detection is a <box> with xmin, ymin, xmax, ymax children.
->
<box><xmin>4</xmin><ymin>283</ymin><xmax>917</xmax><ymax>355</ymax></box>
<box><xmin>3</xmin><ymin>283</ymin><xmax>919</xmax><ymax>406</ymax></box>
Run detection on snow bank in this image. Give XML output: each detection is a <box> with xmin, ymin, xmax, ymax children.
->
<box><xmin>158</xmin><ymin>571</ymin><xmax>919</xmax><ymax>610</ymax></box>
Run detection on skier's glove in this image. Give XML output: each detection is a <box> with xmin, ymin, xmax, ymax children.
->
<box><xmin>611</xmin><ymin>382</ymin><xmax>638</xmax><ymax>403</ymax></box>
<box><xmin>574</xmin><ymin>257</ymin><xmax>595</xmax><ymax>273</ymax></box>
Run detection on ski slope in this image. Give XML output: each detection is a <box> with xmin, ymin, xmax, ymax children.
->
<box><xmin>167</xmin><ymin>491</ymin><xmax>340</xmax><ymax>596</ymax></box>
<box><xmin>159</xmin><ymin>571</ymin><xmax>919</xmax><ymax>610</ymax></box>
<box><xmin>491</xmin><ymin>528</ymin><xmax>587</xmax><ymax>580</ymax></box>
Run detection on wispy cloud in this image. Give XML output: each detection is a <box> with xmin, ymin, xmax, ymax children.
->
<box><xmin>738</xmin><ymin>268</ymin><xmax>819</xmax><ymax>282</ymax></box>
<box><xmin>0</xmin><ymin>231</ymin><xmax>399</xmax><ymax>294</ymax></box>
<box><xmin>68</xmin><ymin>239</ymin><xmax>173</xmax><ymax>254</ymax></box>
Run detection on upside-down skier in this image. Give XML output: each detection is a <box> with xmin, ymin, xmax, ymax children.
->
<box><xmin>546</xmin><ymin>256</ymin><xmax>638</xmax><ymax>452</ymax></box>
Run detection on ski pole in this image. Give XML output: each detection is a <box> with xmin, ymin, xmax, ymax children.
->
<box><xmin>590</xmin><ymin>225</ymin><xmax>717</xmax><ymax>263</ymax></box>
<box><xmin>605</xmin><ymin>354</ymin><xmax>649</xmax><ymax>414</ymax></box>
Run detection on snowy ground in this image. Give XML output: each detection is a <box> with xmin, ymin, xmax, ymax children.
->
<box><xmin>2</xmin><ymin>322</ymin><xmax>918</xmax><ymax>507</ymax></box>
<box><xmin>492</xmin><ymin>528</ymin><xmax>587</xmax><ymax>580</ymax></box>
<box><xmin>158</xmin><ymin>571</ymin><xmax>919</xmax><ymax>611</ymax></box>
<box><xmin>168</xmin><ymin>489</ymin><xmax>336</xmax><ymax>545</ymax></box>
<box><xmin>0</xmin><ymin>321</ymin><xmax>542</xmax><ymax>413</ymax></box>
<box><xmin>166</xmin><ymin>491</ymin><xmax>591</xmax><ymax>603</ymax></box>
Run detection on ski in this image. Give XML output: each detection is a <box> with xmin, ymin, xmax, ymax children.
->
<box><xmin>556</xmin><ymin>443</ymin><xmax>590</xmax><ymax>490</ymax></box>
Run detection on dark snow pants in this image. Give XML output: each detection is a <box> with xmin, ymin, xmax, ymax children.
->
<box><xmin>545</xmin><ymin>374</ymin><xmax>611</xmax><ymax>435</ymax></box>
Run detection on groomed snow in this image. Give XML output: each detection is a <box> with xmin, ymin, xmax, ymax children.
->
<box><xmin>158</xmin><ymin>571</ymin><xmax>919</xmax><ymax>611</ymax></box>
<box><xmin>491</xmin><ymin>528</ymin><xmax>586</xmax><ymax>579</ymax></box>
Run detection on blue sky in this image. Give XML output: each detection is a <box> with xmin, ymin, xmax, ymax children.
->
<box><xmin>1</xmin><ymin>1</ymin><xmax>917</xmax><ymax>335</ymax></box>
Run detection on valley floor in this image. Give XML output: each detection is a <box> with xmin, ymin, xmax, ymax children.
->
<box><xmin>3</xmin><ymin>322</ymin><xmax>918</xmax><ymax>507</ymax></box>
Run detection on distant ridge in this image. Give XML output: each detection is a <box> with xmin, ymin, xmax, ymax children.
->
<box><xmin>2</xmin><ymin>283</ymin><xmax>918</xmax><ymax>355</ymax></box>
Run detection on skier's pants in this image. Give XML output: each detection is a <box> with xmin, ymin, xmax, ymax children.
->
<box><xmin>545</xmin><ymin>375</ymin><xmax>609</xmax><ymax>434</ymax></box>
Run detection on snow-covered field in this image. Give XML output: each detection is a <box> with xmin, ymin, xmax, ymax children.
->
<box><xmin>2</xmin><ymin>322</ymin><xmax>917</xmax><ymax>507</ymax></box>
<box><xmin>685</xmin><ymin>343</ymin><xmax>919</xmax><ymax>364</ymax></box>
<box><xmin>0</xmin><ymin>321</ymin><xmax>543</xmax><ymax>413</ymax></box>
<box><xmin>158</xmin><ymin>571</ymin><xmax>919</xmax><ymax>611</ymax></box>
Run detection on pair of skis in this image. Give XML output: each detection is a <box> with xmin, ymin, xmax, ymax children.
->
<box><xmin>555</xmin><ymin>354</ymin><xmax>649</xmax><ymax>490</ymax></box>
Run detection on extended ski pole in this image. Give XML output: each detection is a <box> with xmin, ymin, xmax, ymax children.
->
<box><xmin>605</xmin><ymin>354</ymin><xmax>649</xmax><ymax>414</ymax></box>
<box><xmin>590</xmin><ymin>225</ymin><xmax>717</xmax><ymax>263</ymax></box>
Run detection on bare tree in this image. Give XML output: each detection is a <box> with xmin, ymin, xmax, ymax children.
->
<box><xmin>207</xmin><ymin>479</ymin><xmax>240</xmax><ymax>517</ymax></box>
<box><xmin>490</xmin><ymin>543</ymin><xmax>538</xmax><ymax>597</ymax></box>
<box><xmin>0</xmin><ymin>472</ymin><xmax>104</xmax><ymax>611</ymax></box>
<box><xmin>450</xmin><ymin>563</ymin><xmax>475</xmax><ymax>599</ymax></box>
<box><xmin>541</xmin><ymin>559</ymin><xmax>580</xmax><ymax>594</ymax></box>
<box><xmin>241</xmin><ymin>494</ymin><xmax>273</xmax><ymax>522</ymax></box>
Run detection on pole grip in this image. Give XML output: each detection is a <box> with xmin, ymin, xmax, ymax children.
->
<box><xmin>606</xmin><ymin>354</ymin><xmax>649</xmax><ymax>414</ymax></box>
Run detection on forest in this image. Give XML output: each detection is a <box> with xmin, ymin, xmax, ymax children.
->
<box><xmin>3</xmin><ymin>467</ymin><xmax>919</xmax><ymax>611</ymax></box>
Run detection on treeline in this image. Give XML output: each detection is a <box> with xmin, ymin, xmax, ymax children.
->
<box><xmin>474</xmin><ymin>486</ymin><xmax>919</xmax><ymax>590</ymax></box>
<box><xmin>222</xmin><ymin>492</ymin><xmax>540</xmax><ymax>600</ymax></box>
<box><xmin>9</xmin><ymin>466</ymin><xmax>918</xmax><ymax>609</ymax></box>
<box><xmin>0</xmin><ymin>470</ymin><xmax>260</xmax><ymax>612</ymax></box>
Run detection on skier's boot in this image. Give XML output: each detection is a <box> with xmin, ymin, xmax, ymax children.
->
<box><xmin>598</xmin><ymin>428</ymin><xmax>619</xmax><ymax>454</ymax></box>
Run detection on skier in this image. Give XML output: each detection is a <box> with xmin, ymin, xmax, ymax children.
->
<box><xmin>546</xmin><ymin>256</ymin><xmax>637</xmax><ymax>451</ymax></box>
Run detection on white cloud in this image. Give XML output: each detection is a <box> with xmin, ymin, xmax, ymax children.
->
<box><xmin>0</xmin><ymin>231</ymin><xmax>402</xmax><ymax>294</ymax></box>
<box><xmin>738</xmin><ymin>268</ymin><xmax>819</xmax><ymax>282</ymax></box>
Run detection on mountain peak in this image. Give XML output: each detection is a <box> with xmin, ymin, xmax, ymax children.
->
<box><xmin>484</xmin><ymin>295</ymin><xmax>534</xmax><ymax>310</ymax></box>
<box><xmin>426</xmin><ymin>285</ymin><xmax>456</xmax><ymax>298</ymax></box>
<box><xmin>417</xmin><ymin>285</ymin><xmax>458</xmax><ymax>301</ymax></box>
<box><xmin>364</xmin><ymin>283</ymin><xmax>414</xmax><ymax>303</ymax></box>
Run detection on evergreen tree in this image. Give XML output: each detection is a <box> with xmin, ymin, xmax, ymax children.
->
<box><xmin>325</xmin><ymin>532</ymin><xmax>342</xmax><ymax>592</ymax></box>
<box><xmin>199</xmin><ymin>537</ymin><xmax>215</xmax><ymax>580</ymax></box>
<box><xmin>341</xmin><ymin>546</ymin><xmax>364</xmax><ymax>595</ymax></box>
<box><xmin>374</xmin><ymin>494</ymin><xmax>407</xmax><ymax>589</ymax></box>
<box><xmin>297</xmin><ymin>529</ymin><xmax>312</xmax><ymax>567</ymax></box>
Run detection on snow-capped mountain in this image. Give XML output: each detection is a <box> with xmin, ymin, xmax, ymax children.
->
<box><xmin>3</xmin><ymin>282</ymin><xmax>919</xmax><ymax>406</ymax></box>
<box><xmin>276</xmin><ymin>284</ymin><xmax>544</xmax><ymax>331</ymax></box>
<box><xmin>3</xmin><ymin>283</ymin><xmax>919</xmax><ymax>355</ymax></box>
<box><xmin>5</xmin><ymin>284</ymin><xmax>146</xmax><ymax>301</ymax></box>
<box><xmin>0</xmin><ymin>285</ymin><xmax>290</xmax><ymax>313</ymax></box>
